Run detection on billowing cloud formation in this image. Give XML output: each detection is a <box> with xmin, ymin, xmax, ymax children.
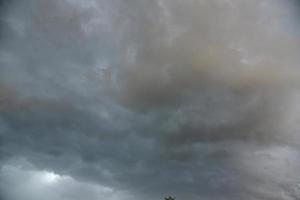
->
<box><xmin>1</xmin><ymin>0</ymin><xmax>300</xmax><ymax>200</ymax></box>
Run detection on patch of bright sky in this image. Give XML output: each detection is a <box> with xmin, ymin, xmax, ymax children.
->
<box><xmin>0</xmin><ymin>163</ymin><xmax>133</xmax><ymax>200</ymax></box>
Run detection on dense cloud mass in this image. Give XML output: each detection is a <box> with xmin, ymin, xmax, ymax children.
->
<box><xmin>1</xmin><ymin>0</ymin><xmax>300</xmax><ymax>199</ymax></box>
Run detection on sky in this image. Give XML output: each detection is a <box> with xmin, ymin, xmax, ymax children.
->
<box><xmin>0</xmin><ymin>0</ymin><xmax>300</xmax><ymax>200</ymax></box>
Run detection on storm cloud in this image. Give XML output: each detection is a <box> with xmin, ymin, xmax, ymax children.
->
<box><xmin>1</xmin><ymin>0</ymin><xmax>300</xmax><ymax>200</ymax></box>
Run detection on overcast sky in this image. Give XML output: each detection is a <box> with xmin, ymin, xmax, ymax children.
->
<box><xmin>1</xmin><ymin>0</ymin><xmax>300</xmax><ymax>200</ymax></box>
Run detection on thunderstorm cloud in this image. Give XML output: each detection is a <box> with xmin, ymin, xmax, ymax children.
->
<box><xmin>1</xmin><ymin>0</ymin><xmax>300</xmax><ymax>199</ymax></box>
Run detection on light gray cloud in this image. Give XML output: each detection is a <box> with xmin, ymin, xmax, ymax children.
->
<box><xmin>1</xmin><ymin>0</ymin><xmax>300</xmax><ymax>200</ymax></box>
<box><xmin>0</xmin><ymin>160</ymin><xmax>133</xmax><ymax>200</ymax></box>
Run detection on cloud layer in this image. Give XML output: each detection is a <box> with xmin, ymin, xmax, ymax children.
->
<box><xmin>1</xmin><ymin>0</ymin><xmax>300</xmax><ymax>200</ymax></box>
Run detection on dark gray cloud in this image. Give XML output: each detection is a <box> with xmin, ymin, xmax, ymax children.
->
<box><xmin>1</xmin><ymin>0</ymin><xmax>300</xmax><ymax>200</ymax></box>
